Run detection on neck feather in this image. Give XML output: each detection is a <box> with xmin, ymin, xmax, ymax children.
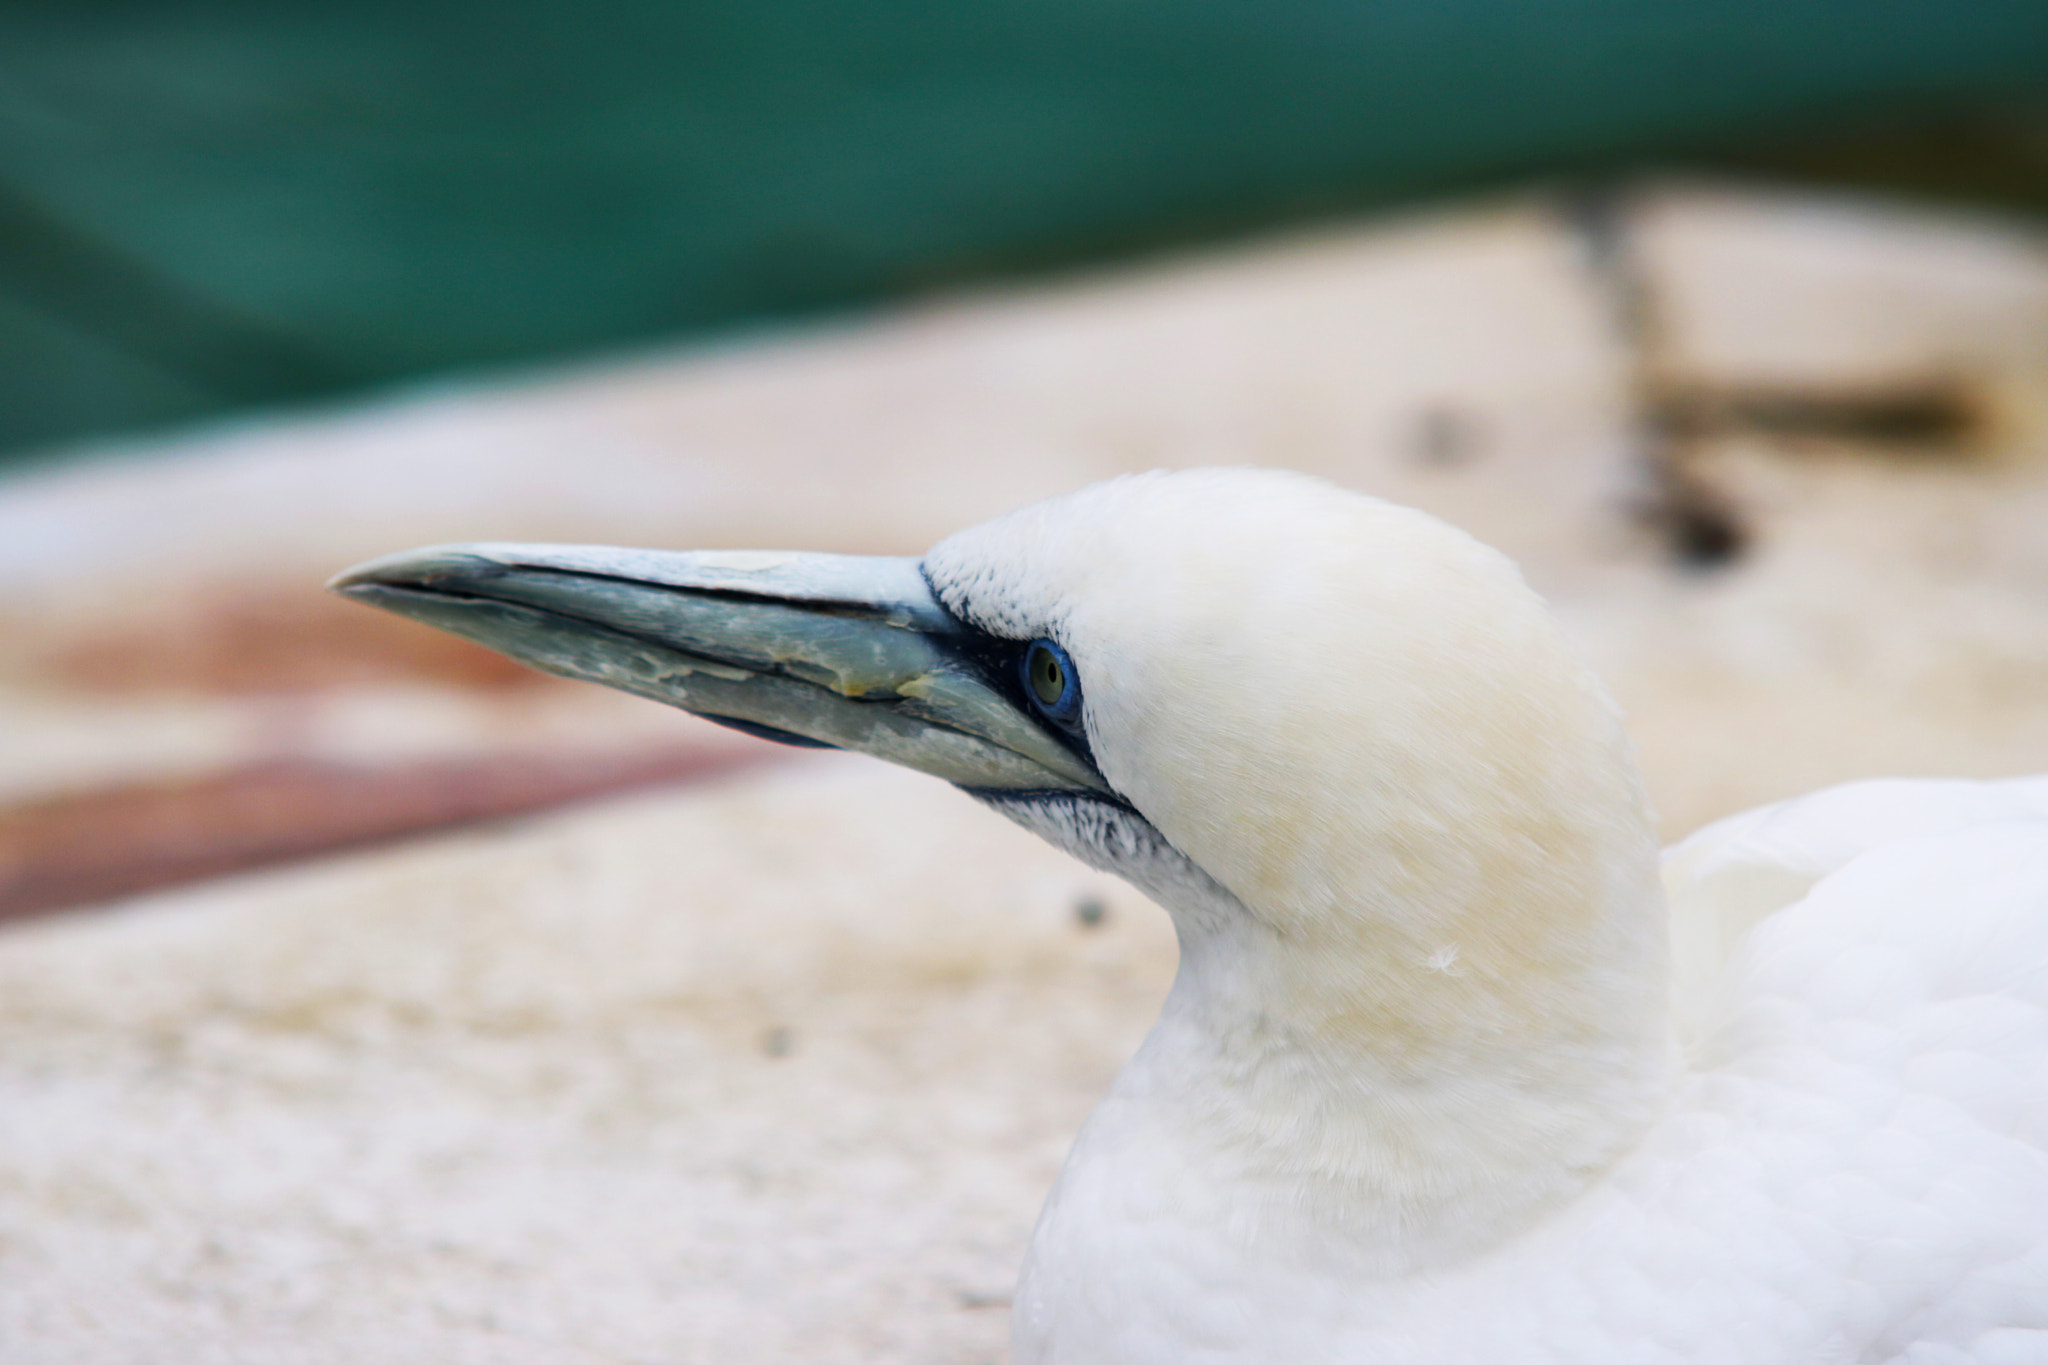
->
<box><xmin>1133</xmin><ymin>746</ymin><xmax>1671</xmax><ymax>1272</ymax></box>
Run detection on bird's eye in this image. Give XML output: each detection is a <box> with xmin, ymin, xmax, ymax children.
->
<box><xmin>1023</xmin><ymin>638</ymin><xmax>1081</xmax><ymax>725</ymax></box>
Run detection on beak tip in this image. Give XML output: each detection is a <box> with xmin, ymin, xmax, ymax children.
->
<box><xmin>327</xmin><ymin>545</ymin><xmax>504</xmax><ymax>597</ymax></box>
<box><xmin>326</xmin><ymin>577</ymin><xmax>387</xmax><ymax>605</ymax></box>
<box><xmin>325</xmin><ymin>566</ymin><xmax>374</xmax><ymax>595</ymax></box>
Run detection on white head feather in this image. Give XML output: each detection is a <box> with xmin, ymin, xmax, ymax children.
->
<box><xmin>925</xmin><ymin>469</ymin><xmax>1672</xmax><ymax>1283</ymax></box>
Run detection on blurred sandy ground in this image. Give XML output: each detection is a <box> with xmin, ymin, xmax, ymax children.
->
<box><xmin>1</xmin><ymin>185</ymin><xmax>2046</xmax><ymax>1361</ymax></box>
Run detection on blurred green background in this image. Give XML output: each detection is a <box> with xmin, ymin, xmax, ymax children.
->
<box><xmin>1</xmin><ymin>0</ymin><xmax>2044</xmax><ymax>463</ymax></box>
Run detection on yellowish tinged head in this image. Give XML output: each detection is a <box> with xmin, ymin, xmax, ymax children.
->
<box><xmin>927</xmin><ymin>469</ymin><xmax>1665</xmax><ymax>1060</ymax></box>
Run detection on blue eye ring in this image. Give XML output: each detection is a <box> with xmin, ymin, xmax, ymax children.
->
<box><xmin>1022</xmin><ymin>638</ymin><xmax>1083</xmax><ymax>726</ymax></box>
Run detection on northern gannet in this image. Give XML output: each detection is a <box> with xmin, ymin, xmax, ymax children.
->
<box><xmin>333</xmin><ymin>469</ymin><xmax>2048</xmax><ymax>1363</ymax></box>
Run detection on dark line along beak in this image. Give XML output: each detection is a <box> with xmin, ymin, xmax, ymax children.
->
<box><xmin>328</xmin><ymin>543</ymin><xmax>1110</xmax><ymax>796</ymax></box>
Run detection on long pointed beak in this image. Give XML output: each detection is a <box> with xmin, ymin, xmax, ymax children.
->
<box><xmin>329</xmin><ymin>543</ymin><xmax>1108</xmax><ymax>796</ymax></box>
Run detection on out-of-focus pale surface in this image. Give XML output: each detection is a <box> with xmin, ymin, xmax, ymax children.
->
<box><xmin>1598</xmin><ymin>192</ymin><xmax>2048</xmax><ymax>820</ymax></box>
<box><xmin>0</xmin><ymin>760</ymin><xmax>1173</xmax><ymax>1363</ymax></box>
<box><xmin>2</xmin><ymin>186</ymin><xmax>2047</xmax><ymax>1360</ymax></box>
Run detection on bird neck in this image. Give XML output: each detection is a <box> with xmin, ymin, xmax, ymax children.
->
<box><xmin>1101</xmin><ymin>770</ymin><xmax>1673</xmax><ymax>1275</ymax></box>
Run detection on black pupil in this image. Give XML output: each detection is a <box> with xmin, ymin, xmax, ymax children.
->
<box><xmin>1032</xmin><ymin>648</ymin><xmax>1064</xmax><ymax>704</ymax></box>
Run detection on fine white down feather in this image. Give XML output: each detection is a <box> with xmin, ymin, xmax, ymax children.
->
<box><xmin>1664</xmin><ymin>774</ymin><xmax>2048</xmax><ymax>1047</ymax></box>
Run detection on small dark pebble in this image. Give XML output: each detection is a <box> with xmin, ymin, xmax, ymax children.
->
<box><xmin>1412</xmin><ymin>405</ymin><xmax>1482</xmax><ymax>468</ymax></box>
<box><xmin>1074</xmin><ymin>896</ymin><xmax>1108</xmax><ymax>929</ymax></box>
<box><xmin>761</xmin><ymin>1026</ymin><xmax>795</xmax><ymax>1058</ymax></box>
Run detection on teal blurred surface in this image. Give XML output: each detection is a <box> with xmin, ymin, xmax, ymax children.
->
<box><xmin>0</xmin><ymin>0</ymin><xmax>2043</xmax><ymax>460</ymax></box>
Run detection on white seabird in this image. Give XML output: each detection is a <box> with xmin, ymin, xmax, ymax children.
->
<box><xmin>334</xmin><ymin>468</ymin><xmax>2048</xmax><ymax>1364</ymax></box>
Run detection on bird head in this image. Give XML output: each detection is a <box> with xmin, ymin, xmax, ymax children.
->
<box><xmin>333</xmin><ymin>468</ymin><xmax>1661</xmax><ymax>1052</ymax></box>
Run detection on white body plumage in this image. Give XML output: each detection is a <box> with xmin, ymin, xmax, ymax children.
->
<box><xmin>1016</xmin><ymin>781</ymin><xmax>2048</xmax><ymax>1363</ymax></box>
<box><xmin>923</xmin><ymin>475</ymin><xmax>2048</xmax><ymax>1364</ymax></box>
